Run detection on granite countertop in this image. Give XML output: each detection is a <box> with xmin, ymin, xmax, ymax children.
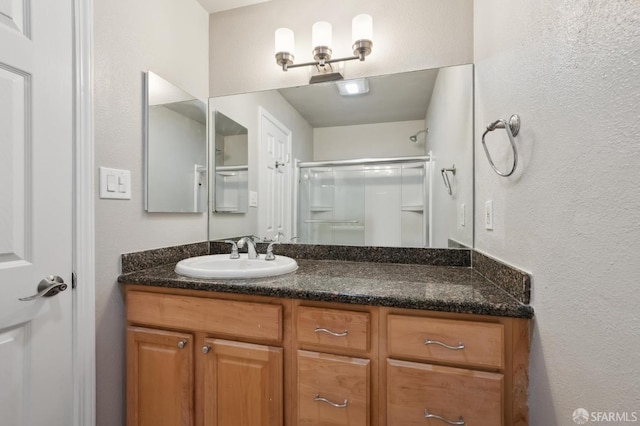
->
<box><xmin>118</xmin><ymin>257</ymin><xmax>533</xmax><ymax>319</ymax></box>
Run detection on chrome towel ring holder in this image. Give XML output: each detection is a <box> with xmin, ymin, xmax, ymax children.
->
<box><xmin>481</xmin><ymin>114</ymin><xmax>521</xmax><ymax>177</ymax></box>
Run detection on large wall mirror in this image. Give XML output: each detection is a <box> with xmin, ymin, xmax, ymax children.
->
<box><xmin>145</xmin><ymin>71</ymin><xmax>207</xmax><ymax>213</ymax></box>
<box><xmin>208</xmin><ymin>63</ymin><xmax>473</xmax><ymax>248</ymax></box>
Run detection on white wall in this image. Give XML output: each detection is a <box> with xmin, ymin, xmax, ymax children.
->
<box><xmin>474</xmin><ymin>0</ymin><xmax>640</xmax><ymax>424</ymax></box>
<box><xmin>209</xmin><ymin>90</ymin><xmax>313</xmax><ymax>240</ymax></box>
<box><xmin>148</xmin><ymin>106</ymin><xmax>207</xmax><ymax>212</ymax></box>
<box><xmin>313</xmin><ymin>120</ymin><xmax>427</xmax><ymax>160</ymax></box>
<box><xmin>93</xmin><ymin>0</ymin><xmax>209</xmax><ymax>424</ymax></box>
<box><xmin>209</xmin><ymin>0</ymin><xmax>473</xmax><ymax>96</ymax></box>
<box><xmin>426</xmin><ymin>65</ymin><xmax>473</xmax><ymax>248</ymax></box>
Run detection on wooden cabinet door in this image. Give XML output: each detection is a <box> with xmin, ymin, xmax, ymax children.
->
<box><xmin>127</xmin><ymin>326</ymin><xmax>194</xmax><ymax>426</ymax></box>
<box><xmin>202</xmin><ymin>338</ymin><xmax>283</xmax><ymax>426</ymax></box>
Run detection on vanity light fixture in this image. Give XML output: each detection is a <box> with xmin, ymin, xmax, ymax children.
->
<box><xmin>275</xmin><ymin>14</ymin><xmax>373</xmax><ymax>83</ymax></box>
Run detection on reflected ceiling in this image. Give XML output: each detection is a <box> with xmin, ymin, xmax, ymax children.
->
<box><xmin>277</xmin><ymin>69</ymin><xmax>439</xmax><ymax>128</ymax></box>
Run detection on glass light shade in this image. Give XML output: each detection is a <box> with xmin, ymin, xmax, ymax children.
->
<box><xmin>352</xmin><ymin>14</ymin><xmax>373</xmax><ymax>42</ymax></box>
<box><xmin>312</xmin><ymin>21</ymin><xmax>332</xmax><ymax>48</ymax></box>
<box><xmin>275</xmin><ymin>28</ymin><xmax>295</xmax><ymax>54</ymax></box>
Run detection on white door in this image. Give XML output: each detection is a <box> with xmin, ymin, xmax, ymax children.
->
<box><xmin>259</xmin><ymin>108</ymin><xmax>292</xmax><ymax>241</ymax></box>
<box><xmin>0</xmin><ymin>1</ymin><xmax>74</xmax><ymax>425</ymax></box>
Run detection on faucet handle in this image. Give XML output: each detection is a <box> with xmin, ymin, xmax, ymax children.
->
<box><xmin>223</xmin><ymin>240</ymin><xmax>240</xmax><ymax>259</ymax></box>
<box><xmin>265</xmin><ymin>241</ymin><xmax>280</xmax><ymax>261</ymax></box>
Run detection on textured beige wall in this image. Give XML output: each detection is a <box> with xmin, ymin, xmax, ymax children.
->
<box><xmin>209</xmin><ymin>0</ymin><xmax>473</xmax><ymax>96</ymax></box>
<box><xmin>93</xmin><ymin>0</ymin><xmax>208</xmax><ymax>424</ymax></box>
<box><xmin>474</xmin><ymin>0</ymin><xmax>640</xmax><ymax>423</ymax></box>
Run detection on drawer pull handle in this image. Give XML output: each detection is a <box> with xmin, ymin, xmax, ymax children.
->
<box><xmin>314</xmin><ymin>327</ymin><xmax>348</xmax><ymax>337</ymax></box>
<box><xmin>314</xmin><ymin>394</ymin><xmax>348</xmax><ymax>408</ymax></box>
<box><xmin>424</xmin><ymin>409</ymin><xmax>465</xmax><ymax>425</ymax></box>
<box><xmin>423</xmin><ymin>339</ymin><xmax>465</xmax><ymax>350</ymax></box>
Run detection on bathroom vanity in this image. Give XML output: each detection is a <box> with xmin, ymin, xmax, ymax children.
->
<box><xmin>120</xmin><ymin>244</ymin><xmax>532</xmax><ymax>426</ymax></box>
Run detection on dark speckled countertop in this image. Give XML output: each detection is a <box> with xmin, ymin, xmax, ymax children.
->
<box><xmin>118</xmin><ymin>253</ymin><xmax>533</xmax><ymax>318</ymax></box>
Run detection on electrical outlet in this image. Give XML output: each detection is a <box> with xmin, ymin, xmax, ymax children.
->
<box><xmin>459</xmin><ymin>203</ymin><xmax>466</xmax><ymax>227</ymax></box>
<box><xmin>485</xmin><ymin>200</ymin><xmax>494</xmax><ymax>230</ymax></box>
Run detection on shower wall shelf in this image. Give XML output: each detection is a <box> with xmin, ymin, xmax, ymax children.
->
<box><xmin>303</xmin><ymin>219</ymin><xmax>360</xmax><ymax>224</ymax></box>
<box><xmin>401</xmin><ymin>206</ymin><xmax>424</xmax><ymax>212</ymax></box>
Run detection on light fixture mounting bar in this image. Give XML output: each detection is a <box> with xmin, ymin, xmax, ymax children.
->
<box><xmin>283</xmin><ymin>55</ymin><xmax>361</xmax><ymax>71</ymax></box>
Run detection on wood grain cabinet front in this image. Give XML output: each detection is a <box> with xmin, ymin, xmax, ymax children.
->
<box><xmin>126</xmin><ymin>326</ymin><xmax>194</xmax><ymax>426</ymax></box>
<box><xmin>126</xmin><ymin>290</ymin><xmax>286</xmax><ymax>426</ymax></box>
<box><xmin>297</xmin><ymin>350</ymin><xmax>370</xmax><ymax>426</ymax></box>
<box><xmin>296</xmin><ymin>306</ymin><xmax>370</xmax><ymax>353</ymax></box>
<box><xmin>386</xmin><ymin>358</ymin><xmax>503</xmax><ymax>426</ymax></box>
<box><xmin>387</xmin><ymin>314</ymin><xmax>504</xmax><ymax>369</ymax></box>
<box><xmin>202</xmin><ymin>339</ymin><xmax>283</xmax><ymax>426</ymax></box>
<box><xmin>125</xmin><ymin>286</ymin><xmax>529</xmax><ymax>426</ymax></box>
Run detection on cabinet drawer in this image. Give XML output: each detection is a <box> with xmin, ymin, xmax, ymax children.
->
<box><xmin>387</xmin><ymin>315</ymin><xmax>504</xmax><ymax>369</ymax></box>
<box><xmin>297</xmin><ymin>306</ymin><xmax>370</xmax><ymax>352</ymax></box>
<box><xmin>297</xmin><ymin>350</ymin><xmax>370</xmax><ymax>426</ymax></box>
<box><xmin>127</xmin><ymin>291</ymin><xmax>282</xmax><ymax>342</ymax></box>
<box><xmin>387</xmin><ymin>359</ymin><xmax>503</xmax><ymax>426</ymax></box>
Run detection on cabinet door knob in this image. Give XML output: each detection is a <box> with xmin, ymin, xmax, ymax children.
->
<box><xmin>177</xmin><ymin>340</ymin><xmax>187</xmax><ymax>349</ymax></box>
<box><xmin>202</xmin><ymin>345</ymin><xmax>211</xmax><ymax>354</ymax></box>
<box><xmin>314</xmin><ymin>394</ymin><xmax>348</xmax><ymax>408</ymax></box>
<box><xmin>423</xmin><ymin>339</ymin><xmax>464</xmax><ymax>350</ymax></box>
<box><xmin>314</xmin><ymin>327</ymin><xmax>348</xmax><ymax>337</ymax></box>
<box><xmin>424</xmin><ymin>409</ymin><xmax>465</xmax><ymax>425</ymax></box>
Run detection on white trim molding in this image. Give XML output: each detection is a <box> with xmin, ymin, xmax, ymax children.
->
<box><xmin>72</xmin><ymin>0</ymin><xmax>96</xmax><ymax>425</ymax></box>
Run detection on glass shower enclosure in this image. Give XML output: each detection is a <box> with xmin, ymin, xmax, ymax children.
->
<box><xmin>295</xmin><ymin>155</ymin><xmax>433</xmax><ymax>247</ymax></box>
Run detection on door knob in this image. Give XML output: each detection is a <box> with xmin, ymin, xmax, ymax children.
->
<box><xmin>19</xmin><ymin>275</ymin><xmax>68</xmax><ymax>301</ymax></box>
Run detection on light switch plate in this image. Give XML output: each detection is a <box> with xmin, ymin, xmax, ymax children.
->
<box><xmin>485</xmin><ymin>200</ymin><xmax>494</xmax><ymax>230</ymax></box>
<box><xmin>100</xmin><ymin>167</ymin><xmax>131</xmax><ymax>199</ymax></box>
<box><xmin>249</xmin><ymin>191</ymin><xmax>258</xmax><ymax>207</ymax></box>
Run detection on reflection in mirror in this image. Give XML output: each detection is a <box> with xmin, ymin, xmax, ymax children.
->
<box><xmin>208</xmin><ymin>64</ymin><xmax>473</xmax><ymax>248</ymax></box>
<box><xmin>145</xmin><ymin>71</ymin><xmax>207</xmax><ymax>213</ymax></box>
<box><xmin>212</xmin><ymin>111</ymin><xmax>248</xmax><ymax>213</ymax></box>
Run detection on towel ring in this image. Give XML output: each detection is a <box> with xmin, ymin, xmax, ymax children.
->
<box><xmin>481</xmin><ymin>114</ymin><xmax>520</xmax><ymax>177</ymax></box>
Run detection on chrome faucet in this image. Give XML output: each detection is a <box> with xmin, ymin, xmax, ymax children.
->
<box><xmin>223</xmin><ymin>240</ymin><xmax>240</xmax><ymax>259</ymax></box>
<box><xmin>264</xmin><ymin>241</ymin><xmax>280</xmax><ymax>261</ymax></box>
<box><xmin>237</xmin><ymin>236</ymin><xmax>259</xmax><ymax>259</ymax></box>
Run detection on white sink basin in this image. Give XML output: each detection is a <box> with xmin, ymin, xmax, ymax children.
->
<box><xmin>175</xmin><ymin>253</ymin><xmax>298</xmax><ymax>279</ymax></box>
